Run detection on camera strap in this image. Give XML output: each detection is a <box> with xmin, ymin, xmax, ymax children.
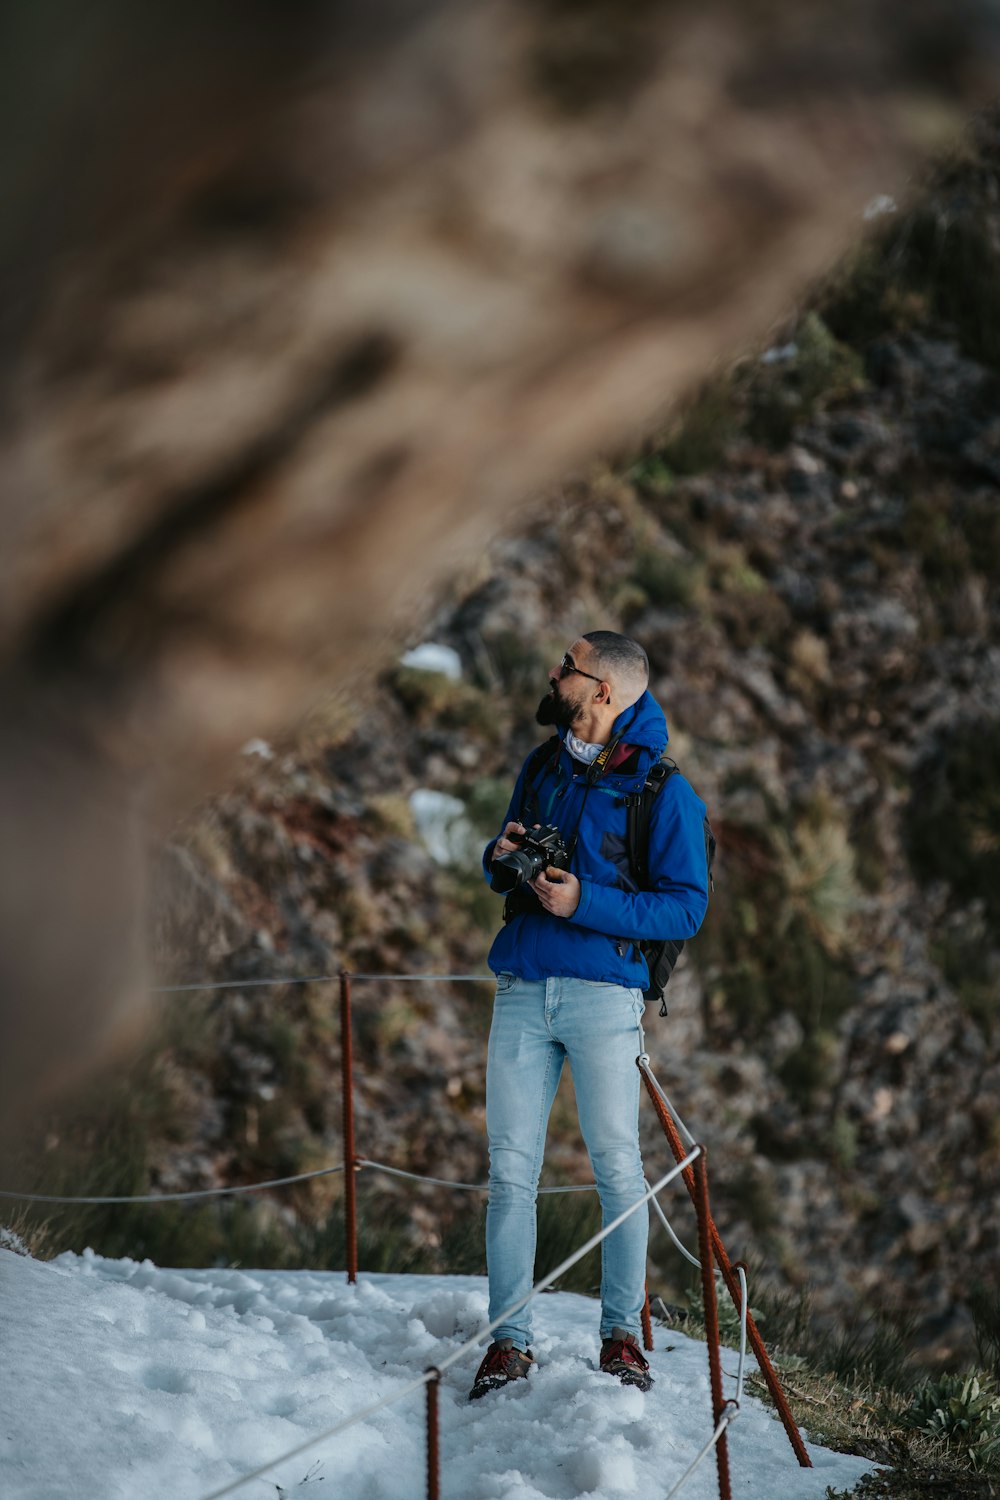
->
<box><xmin>584</xmin><ymin>704</ymin><xmax>638</xmax><ymax>785</ymax></box>
<box><xmin>584</xmin><ymin>729</ymin><xmax>624</xmax><ymax>784</ymax></box>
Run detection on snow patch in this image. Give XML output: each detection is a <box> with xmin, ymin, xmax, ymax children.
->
<box><xmin>400</xmin><ymin>642</ymin><xmax>463</xmax><ymax>679</ymax></box>
<box><xmin>409</xmin><ymin>788</ymin><xmax>479</xmax><ymax>866</ymax></box>
<box><xmin>863</xmin><ymin>194</ymin><xmax>897</xmax><ymax>220</ymax></box>
<box><xmin>760</xmin><ymin>341</ymin><xmax>798</xmax><ymax>365</ymax></box>
<box><xmin>570</xmin><ymin>1441</ymin><xmax>637</xmax><ymax>1493</ymax></box>
<box><xmin>3</xmin><ymin>1255</ymin><xmax>878</xmax><ymax>1500</ymax></box>
<box><xmin>409</xmin><ymin>1286</ymin><xmax>487</xmax><ymax>1340</ymax></box>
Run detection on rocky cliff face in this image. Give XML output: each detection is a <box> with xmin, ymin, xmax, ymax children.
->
<box><xmin>11</xmin><ymin>0</ymin><xmax>995</xmax><ymax>1137</ymax></box>
<box><xmin>20</xmin><ymin>116</ymin><xmax>1000</xmax><ymax>1367</ymax></box>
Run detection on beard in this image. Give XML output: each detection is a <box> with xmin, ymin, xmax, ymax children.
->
<box><xmin>535</xmin><ymin>685</ymin><xmax>579</xmax><ymax>729</ymax></box>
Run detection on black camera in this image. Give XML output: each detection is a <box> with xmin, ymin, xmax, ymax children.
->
<box><xmin>490</xmin><ymin>824</ymin><xmax>571</xmax><ymax>894</ymax></box>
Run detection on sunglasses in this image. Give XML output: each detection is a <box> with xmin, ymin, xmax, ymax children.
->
<box><xmin>558</xmin><ymin>653</ymin><xmax>604</xmax><ymax>684</ymax></box>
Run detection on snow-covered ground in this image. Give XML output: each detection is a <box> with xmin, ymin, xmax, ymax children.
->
<box><xmin>2</xmin><ymin>1249</ymin><xmax>875</xmax><ymax>1500</ymax></box>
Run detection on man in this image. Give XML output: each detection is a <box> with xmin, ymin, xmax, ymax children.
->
<box><xmin>469</xmin><ymin>630</ymin><xmax>709</xmax><ymax>1400</ymax></box>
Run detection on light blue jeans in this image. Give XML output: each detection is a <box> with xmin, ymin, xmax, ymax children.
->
<box><xmin>485</xmin><ymin>974</ymin><xmax>648</xmax><ymax>1349</ymax></box>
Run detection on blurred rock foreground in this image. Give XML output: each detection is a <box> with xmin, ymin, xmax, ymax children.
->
<box><xmin>3</xmin><ymin>6</ymin><xmax>1000</xmax><ymax>1373</ymax></box>
<box><xmin>2</xmin><ymin>0</ymin><xmax>999</xmax><ymax>1125</ymax></box>
<box><xmin>13</xmin><ymin>115</ymin><xmax>998</xmax><ymax>1371</ymax></box>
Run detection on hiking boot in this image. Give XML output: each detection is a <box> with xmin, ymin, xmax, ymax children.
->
<box><xmin>468</xmin><ymin>1339</ymin><xmax>535</xmax><ymax>1400</ymax></box>
<box><xmin>600</xmin><ymin>1328</ymin><xmax>653</xmax><ymax>1392</ymax></box>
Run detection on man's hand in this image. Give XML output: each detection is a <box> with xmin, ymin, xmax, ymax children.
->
<box><xmin>492</xmin><ymin>821</ymin><xmax>527</xmax><ymax>862</ymax></box>
<box><xmin>530</xmin><ymin>867</ymin><xmax>580</xmax><ymax>918</ymax></box>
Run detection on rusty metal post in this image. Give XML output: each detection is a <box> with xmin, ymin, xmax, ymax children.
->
<box><xmin>340</xmin><ymin>971</ymin><xmax>359</xmax><ymax>1284</ymax></box>
<box><xmin>425</xmin><ymin>1368</ymin><xmax>441</xmax><ymax>1500</ymax></box>
<box><xmin>641</xmin><ymin>1281</ymin><xmax>653</xmax><ymax>1352</ymax></box>
<box><xmin>637</xmin><ymin>1059</ymin><xmax>811</xmax><ymax>1468</ymax></box>
<box><xmin>694</xmin><ymin>1148</ymin><xmax>733</xmax><ymax>1500</ymax></box>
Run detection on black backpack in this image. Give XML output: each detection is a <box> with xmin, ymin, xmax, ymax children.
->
<box><xmin>625</xmin><ymin>758</ymin><xmax>715</xmax><ymax>1015</ymax></box>
<box><xmin>514</xmin><ymin>737</ymin><xmax>715</xmax><ymax>1015</ymax></box>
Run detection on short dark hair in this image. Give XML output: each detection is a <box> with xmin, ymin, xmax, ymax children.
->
<box><xmin>582</xmin><ymin>631</ymin><xmax>649</xmax><ymax>705</ymax></box>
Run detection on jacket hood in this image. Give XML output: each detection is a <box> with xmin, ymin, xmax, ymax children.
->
<box><xmin>611</xmin><ymin>689</ymin><xmax>668</xmax><ymax>754</ymax></box>
<box><xmin>556</xmin><ymin>688</ymin><xmax>669</xmax><ymax>781</ymax></box>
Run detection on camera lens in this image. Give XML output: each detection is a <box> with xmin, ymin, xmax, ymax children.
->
<box><xmin>490</xmin><ymin>844</ymin><xmax>546</xmax><ymax>893</ymax></box>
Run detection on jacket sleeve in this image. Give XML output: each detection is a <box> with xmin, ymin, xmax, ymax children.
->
<box><xmin>568</xmin><ymin>778</ymin><xmax>709</xmax><ymax>940</ymax></box>
<box><xmin>482</xmin><ymin>762</ymin><xmax>530</xmax><ymax>884</ymax></box>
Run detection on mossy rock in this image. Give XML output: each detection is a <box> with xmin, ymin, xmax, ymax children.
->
<box><xmin>630</xmin><ymin>546</ymin><xmax>706</xmax><ymax>609</ymax></box>
<box><xmin>658</xmin><ymin>378</ymin><xmax>740</xmax><ymax>475</ymax></box>
<box><xmin>907</xmin><ymin>717</ymin><xmax>1000</xmax><ymax>938</ymax></box>
<box><xmin>694</xmin><ymin>792</ymin><xmax>858</xmax><ymax>1053</ymax></box>
<box><xmin>463</xmin><ymin>776</ymin><xmax>515</xmax><ymax>838</ymax></box>
<box><xmin>931</xmin><ymin>919</ymin><xmax>999</xmax><ymax>1036</ymax></box>
<box><xmin>389</xmin><ymin>666</ymin><xmax>493</xmax><ymax>734</ymax></box>
<box><xmin>742</xmin><ymin>312</ymin><xmax>866</xmax><ymax>448</ymax></box>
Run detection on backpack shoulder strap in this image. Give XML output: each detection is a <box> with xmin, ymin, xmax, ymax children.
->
<box><xmin>523</xmin><ymin>735</ymin><xmax>561</xmax><ymax>786</ymax></box>
<box><xmin>626</xmin><ymin>757</ymin><xmax>678</xmax><ymax>886</ymax></box>
<box><xmin>517</xmin><ymin>735</ymin><xmax>561</xmax><ymax>825</ymax></box>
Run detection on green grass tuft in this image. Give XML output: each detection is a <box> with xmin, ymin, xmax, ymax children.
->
<box><xmin>904</xmin><ymin>1373</ymin><xmax>1000</xmax><ymax>1472</ymax></box>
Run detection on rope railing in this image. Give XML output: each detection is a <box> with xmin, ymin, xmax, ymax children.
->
<box><xmin>356</xmin><ymin>1157</ymin><xmax>598</xmax><ymax>1194</ymax></box>
<box><xmin>641</xmin><ymin>1058</ymin><xmax>698</xmax><ymax>1150</ymax></box>
<box><xmin>664</xmin><ymin>1405</ymin><xmax>740</xmax><ymax>1500</ymax></box>
<box><xmin>734</xmin><ymin>1264</ymin><xmax>749</xmax><ymax>1404</ymax></box>
<box><xmin>637</xmin><ymin>1052</ymin><xmax>811</xmax><ymax>1471</ymax></box>
<box><xmin>0</xmin><ymin>1158</ymin><xmax>603</xmax><ymax>1206</ymax></box>
<box><xmin>197</xmin><ymin>1147</ymin><xmax>703</xmax><ymax>1500</ymax></box>
<box><xmin>0</xmin><ymin>1165</ymin><xmax>346</xmax><ymax>1205</ymax></box>
<box><xmin>645</xmin><ymin>1174</ymin><xmax>700</xmax><ymax>1269</ymax></box>
<box><xmin>7</xmin><ymin>969</ymin><xmax>811</xmax><ymax>1500</ymax></box>
<box><xmin>154</xmin><ymin>973</ymin><xmax>494</xmax><ymax>993</ymax></box>
<box><xmin>694</xmin><ymin>1146</ymin><xmax>733</xmax><ymax>1500</ymax></box>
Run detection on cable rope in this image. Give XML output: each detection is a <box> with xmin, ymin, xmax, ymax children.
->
<box><xmin>154</xmin><ymin>973</ymin><xmax>493</xmax><ymax>993</ymax></box>
<box><xmin>197</xmin><ymin>1147</ymin><xmax>701</xmax><ymax>1500</ymax></box>
<box><xmin>0</xmin><ymin>1160</ymin><xmax>604</xmax><ymax>1206</ymax></box>
<box><xmin>0</xmin><ymin>1165</ymin><xmax>345</xmax><ymax>1205</ymax></box>
<box><xmin>644</xmin><ymin>1174</ymin><xmax>700</xmax><ymax>1269</ymax></box>
<box><xmin>735</xmin><ymin>1264</ymin><xmax>749</xmax><ymax>1405</ymax></box>
<box><xmin>646</xmin><ymin>1198</ymin><xmax>751</xmax><ymax>1401</ymax></box>
<box><xmin>638</xmin><ymin>1053</ymin><xmax>697</xmax><ymax>1149</ymax></box>
<box><xmin>650</xmin><ymin>1182</ymin><xmax>749</xmax><ymax>1404</ymax></box>
<box><xmin>663</xmin><ymin>1403</ymin><xmax>739</xmax><ymax>1500</ymax></box>
<box><xmin>357</xmin><ymin>1157</ymin><xmax>596</xmax><ymax>1195</ymax></box>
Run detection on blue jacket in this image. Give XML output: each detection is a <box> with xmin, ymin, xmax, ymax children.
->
<box><xmin>484</xmin><ymin>691</ymin><xmax>709</xmax><ymax>987</ymax></box>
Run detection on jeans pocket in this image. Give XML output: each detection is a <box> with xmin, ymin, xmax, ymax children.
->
<box><xmin>495</xmin><ymin>971</ymin><xmax>518</xmax><ymax>994</ymax></box>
